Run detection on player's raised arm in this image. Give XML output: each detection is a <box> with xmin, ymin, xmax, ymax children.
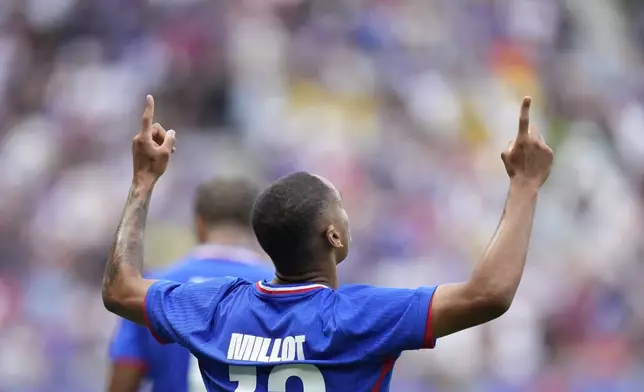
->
<box><xmin>102</xmin><ymin>95</ymin><xmax>176</xmax><ymax>324</ymax></box>
<box><xmin>430</xmin><ymin>97</ymin><xmax>553</xmax><ymax>339</ymax></box>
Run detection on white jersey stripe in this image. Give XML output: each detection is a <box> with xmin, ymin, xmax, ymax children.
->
<box><xmin>256</xmin><ymin>281</ymin><xmax>329</xmax><ymax>293</ymax></box>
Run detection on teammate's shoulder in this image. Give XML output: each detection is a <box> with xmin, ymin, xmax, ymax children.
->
<box><xmin>213</xmin><ymin>258</ymin><xmax>272</xmax><ymax>273</ymax></box>
<box><xmin>187</xmin><ymin>275</ymin><xmax>254</xmax><ymax>288</ymax></box>
<box><xmin>175</xmin><ymin>247</ymin><xmax>273</xmax><ymax>281</ymax></box>
<box><xmin>165</xmin><ymin>276</ymin><xmax>254</xmax><ymax>300</ymax></box>
<box><xmin>146</xmin><ymin>256</ymin><xmax>195</xmax><ymax>280</ymax></box>
<box><xmin>143</xmin><ymin>265</ymin><xmax>175</xmax><ymax>280</ymax></box>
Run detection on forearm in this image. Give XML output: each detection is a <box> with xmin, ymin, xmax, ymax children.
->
<box><xmin>108</xmin><ymin>364</ymin><xmax>145</xmax><ymax>392</ymax></box>
<box><xmin>430</xmin><ymin>96</ymin><xmax>551</xmax><ymax>339</ymax></box>
<box><xmin>468</xmin><ymin>182</ymin><xmax>539</xmax><ymax>308</ymax></box>
<box><xmin>102</xmin><ymin>180</ymin><xmax>155</xmax><ymax>321</ymax></box>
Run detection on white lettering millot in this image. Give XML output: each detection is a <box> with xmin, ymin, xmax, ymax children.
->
<box><xmin>227</xmin><ymin>333</ymin><xmax>307</xmax><ymax>363</ymax></box>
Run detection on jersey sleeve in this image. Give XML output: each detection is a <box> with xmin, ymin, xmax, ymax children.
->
<box><xmin>336</xmin><ymin>285</ymin><xmax>438</xmax><ymax>358</ymax></box>
<box><xmin>143</xmin><ymin>276</ymin><xmax>241</xmax><ymax>346</ymax></box>
<box><xmin>109</xmin><ymin>318</ymin><xmax>149</xmax><ymax>370</ymax></box>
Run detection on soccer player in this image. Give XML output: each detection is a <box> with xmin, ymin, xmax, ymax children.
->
<box><xmin>107</xmin><ymin>177</ymin><xmax>273</xmax><ymax>392</ymax></box>
<box><xmin>102</xmin><ymin>95</ymin><xmax>553</xmax><ymax>391</ymax></box>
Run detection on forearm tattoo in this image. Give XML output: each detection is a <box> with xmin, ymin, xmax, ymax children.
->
<box><xmin>103</xmin><ymin>185</ymin><xmax>152</xmax><ymax>294</ymax></box>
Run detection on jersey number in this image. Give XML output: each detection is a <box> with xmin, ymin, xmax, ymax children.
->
<box><xmin>230</xmin><ymin>364</ymin><xmax>325</xmax><ymax>391</ymax></box>
<box><xmin>190</xmin><ymin>357</ymin><xmax>325</xmax><ymax>391</ymax></box>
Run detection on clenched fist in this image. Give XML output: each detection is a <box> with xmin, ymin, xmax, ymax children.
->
<box><xmin>501</xmin><ymin>97</ymin><xmax>553</xmax><ymax>188</ymax></box>
<box><xmin>132</xmin><ymin>95</ymin><xmax>176</xmax><ymax>185</ymax></box>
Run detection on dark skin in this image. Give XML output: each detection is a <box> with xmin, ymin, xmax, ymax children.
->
<box><xmin>103</xmin><ymin>96</ymin><xmax>552</xmax><ymax>350</ymax></box>
<box><xmin>272</xmin><ymin>175</ymin><xmax>349</xmax><ymax>289</ymax></box>
<box><xmin>103</xmin><ymin>95</ymin><xmax>176</xmax><ymax>392</ymax></box>
<box><xmin>107</xmin><ymin>365</ymin><xmax>143</xmax><ymax>392</ymax></box>
<box><xmin>102</xmin><ymin>95</ymin><xmax>174</xmax><ymax>324</ymax></box>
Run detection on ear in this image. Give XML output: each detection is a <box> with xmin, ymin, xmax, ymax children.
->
<box><xmin>195</xmin><ymin>215</ymin><xmax>207</xmax><ymax>244</ymax></box>
<box><xmin>325</xmin><ymin>225</ymin><xmax>344</xmax><ymax>249</ymax></box>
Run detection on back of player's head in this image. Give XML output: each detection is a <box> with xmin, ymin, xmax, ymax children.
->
<box><xmin>251</xmin><ymin>172</ymin><xmax>337</xmax><ymax>272</ymax></box>
<box><xmin>194</xmin><ymin>177</ymin><xmax>261</xmax><ymax>230</ymax></box>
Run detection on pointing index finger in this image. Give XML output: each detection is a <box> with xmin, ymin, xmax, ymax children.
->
<box><xmin>517</xmin><ymin>96</ymin><xmax>531</xmax><ymax>139</ymax></box>
<box><xmin>141</xmin><ymin>95</ymin><xmax>154</xmax><ymax>134</ymax></box>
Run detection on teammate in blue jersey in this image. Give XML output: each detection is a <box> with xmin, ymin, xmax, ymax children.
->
<box><xmin>107</xmin><ymin>177</ymin><xmax>273</xmax><ymax>392</ymax></box>
<box><xmin>102</xmin><ymin>95</ymin><xmax>553</xmax><ymax>391</ymax></box>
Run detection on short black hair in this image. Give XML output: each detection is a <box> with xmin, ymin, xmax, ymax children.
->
<box><xmin>252</xmin><ymin>172</ymin><xmax>334</xmax><ymax>272</ymax></box>
<box><xmin>194</xmin><ymin>178</ymin><xmax>261</xmax><ymax>229</ymax></box>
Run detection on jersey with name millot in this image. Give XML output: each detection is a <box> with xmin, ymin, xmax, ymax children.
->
<box><xmin>144</xmin><ymin>277</ymin><xmax>437</xmax><ymax>392</ymax></box>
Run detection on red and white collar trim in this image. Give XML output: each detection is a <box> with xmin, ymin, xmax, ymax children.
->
<box><xmin>256</xmin><ymin>281</ymin><xmax>329</xmax><ymax>295</ymax></box>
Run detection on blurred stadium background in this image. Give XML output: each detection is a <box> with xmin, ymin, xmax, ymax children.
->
<box><xmin>1</xmin><ymin>0</ymin><xmax>644</xmax><ymax>391</ymax></box>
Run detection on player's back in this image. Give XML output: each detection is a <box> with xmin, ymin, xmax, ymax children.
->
<box><xmin>110</xmin><ymin>246</ymin><xmax>273</xmax><ymax>392</ymax></box>
<box><xmin>144</xmin><ymin>278</ymin><xmax>437</xmax><ymax>392</ymax></box>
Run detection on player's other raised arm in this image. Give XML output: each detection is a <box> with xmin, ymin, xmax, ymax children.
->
<box><xmin>431</xmin><ymin>97</ymin><xmax>553</xmax><ymax>339</ymax></box>
<box><xmin>102</xmin><ymin>95</ymin><xmax>176</xmax><ymax>324</ymax></box>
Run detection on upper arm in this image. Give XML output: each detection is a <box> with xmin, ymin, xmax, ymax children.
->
<box><xmin>337</xmin><ymin>285</ymin><xmax>437</xmax><ymax>357</ymax></box>
<box><xmin>143</xmin><ymin>277</ymin><xmax>240</xmax><ymax>346</ymax></box>
<box><xmin>103</xmin><ymin>278</ymin><xmax>156</xmax><ymax>325</ymax></box>
<box><xmin>107</xmin><ymin>319</ymin><xmax>149</xmax><ymax>392</ymax></box>
<box><xmin>430</xmin><ymin>282</ymin><xmax>508</xmax><ymax>340</ymax></box>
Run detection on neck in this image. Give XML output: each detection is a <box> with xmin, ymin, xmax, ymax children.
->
<box><xmin>202</xmin><ymin>226</ymin><xmax>255</xmax><ymax>249</ymax></box>
<box><xmin>272</xmin><ymin>259</ymin><xmax>339</xmax><ymax>289</ymax></box>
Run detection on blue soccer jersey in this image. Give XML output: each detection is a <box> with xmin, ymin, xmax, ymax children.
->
<box><xmin>109</xmin><ymin>245</ymin><xmax>274</xmax><ymax>392</ymax></box>
<box><xmin>143</xmin><ymin>278</ymin><xmax>437</xmax><ymax>392</ymax></box>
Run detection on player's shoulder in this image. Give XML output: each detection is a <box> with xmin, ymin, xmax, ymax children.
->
<box><xmin>336</xmin><ymin>283</ymin><xmax>388</xmax><ymax>295</ymax></box>
<box><xmin>334</xmin><ymin>284</ymin><xmax>428</xmax><ymax>304</ymax></box>
<box><xmin>153</xmin><ymin>276</ymin><xmax>254</xmax><ymax>304</ymax></box>
<box><xmin>331</xmin><ymin>284</ymin><xmax>389</xmax><ymax>309</ymax></box>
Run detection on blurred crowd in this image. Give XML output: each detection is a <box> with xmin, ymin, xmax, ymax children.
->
<box><xmin>2</xmin><ymin>0</ymin><xmax>644</xmax><ymax>391</ymax></box>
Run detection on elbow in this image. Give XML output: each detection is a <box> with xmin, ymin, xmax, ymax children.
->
<box><xmin>102</xmin><ymin>278</ymin><xmax>129</xmax><ymax>315</ymax></box>
<box><xmin>102</xmin><ymin>287</ymin><xmax>121</xmax><ymax>314</ymax></box>
<box><xmin>479</xmin><ymin>294</ymin><xmax>512</xmax><ymax>320</ymax></box>
<box><xmin>464</xmin><ymin>274</ymin><xmax>518</xmax><ymax>321</ymax></box>
<box><xmin>102</xmin><ymin>261</ymin><xmax>141</xmax><ymax>315</ymax></box>
<box><xmin>467</xmin><ymin>285</ymin><xmax>514</xmax><ymax>322</ymax></box>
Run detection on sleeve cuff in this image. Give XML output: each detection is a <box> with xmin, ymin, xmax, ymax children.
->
<box><xmin>421</xmin><ymin>286</ymin><xmax>438</xmax><ymax>349</ymax></box>
<box><xmin>143</xmin><ymin>283</ymin><xmax>170</xmax><ymax>345</ymax></box>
